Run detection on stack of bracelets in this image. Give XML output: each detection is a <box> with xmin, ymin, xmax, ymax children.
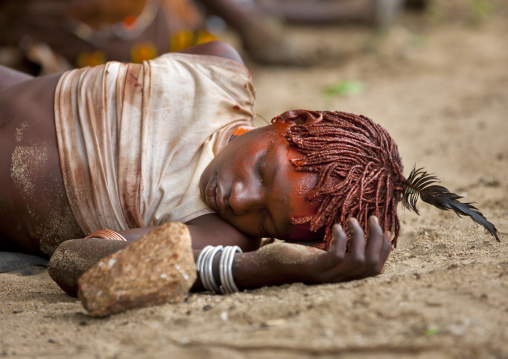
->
<box><xmin>196</xmin><ymin>245</ymin><xmax>243</xmax><ymax>294</ymax></box>
<box><xmin>85</xmin><ymin>228</ymin><xmax>128</xmax><ymax>241</ymax></box>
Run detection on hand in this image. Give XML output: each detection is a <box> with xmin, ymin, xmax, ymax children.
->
<box><xmin>234</xmin><ymin>216</ymin><xmax>392</xmax><ymax>288</ymax></box>
<box><xmin>305</xmin><ymin>216</ymin><xmax>392</xmax><ymax>283</ymax></box>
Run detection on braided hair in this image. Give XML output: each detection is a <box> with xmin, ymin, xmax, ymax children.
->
<box><xmin>274</xmin><ymin>109</ymin><xmax>499</xmax><ymax>250</ymax></box>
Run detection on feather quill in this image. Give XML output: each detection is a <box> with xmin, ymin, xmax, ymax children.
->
<box><xmin>402</xmin><ymin>167</ymin><xmax>500</xmax><ymax>241</ymax></box>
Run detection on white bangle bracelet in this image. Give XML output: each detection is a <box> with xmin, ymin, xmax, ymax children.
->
<box><xmin>197</xmin><ymin>245</ymin><xmax>241</xmax><ymax>294</ymax></box>
<box><xmin>197</xmin><ymin>246</ymin><xmax>214</xmax><ymax>292</ymax></box>
<box><xmin>205</xmin><ymin>246</ymin><xmax>223</xmax><ymax>293</ymax></box>
<box><xmin>197</xmin><ymin>245</ymin><xmax>224</xmax><ymax>293</ymax></box>
<box><xmin>196</xmin><ymin>246</ymin><xmax>212</xmax><ymax>291</ymax></box>
<box><xmin>219</xmin><ymin>246</ymin><xmax>242</xmax><ymax>294</ymax></box>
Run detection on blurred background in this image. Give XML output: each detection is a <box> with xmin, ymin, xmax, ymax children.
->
<box><xmin>0</xmin><ymin>0</ymin><xmax>426</xmax><ymax>74</ymax></box>
<box><xmin>1</xmin><ymin>1</ymin><xmax>508</xmax><ymax>357</ymax></box>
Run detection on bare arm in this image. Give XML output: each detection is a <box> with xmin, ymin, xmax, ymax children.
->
<box><xmin>231</xmin><ymin>217</ymin><xmax>392</xmax><ymax>289</ymax></box>
<box><xmin>48</xmin><ymin>213</ymin><xmax>260</xmax><ymax>295</ymax></box>
<box><xmin>48</xmin><ymin>215</ymin><xmax>390</xmax><ymax>296</ymax></box>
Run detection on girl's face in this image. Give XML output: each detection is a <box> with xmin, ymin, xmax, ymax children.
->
<box><xmin>199</xmin><ymin>122</ymin><xmax>324</xmax><ymax>243</ymax></box>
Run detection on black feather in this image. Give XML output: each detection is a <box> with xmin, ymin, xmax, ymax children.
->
<box><xmin>402</xmin><ymin>167</ymin><xmax>500</xmax><ymax>242</ymax></box>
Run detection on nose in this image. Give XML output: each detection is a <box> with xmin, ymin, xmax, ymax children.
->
<box><xmin>228</xmin><ymin>179</ymin><xmax>264</xmax><ymax>215</ymax></box>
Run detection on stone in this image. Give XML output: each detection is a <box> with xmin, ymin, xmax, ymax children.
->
<box><xmin>77</xmin><ymin>222</ymin><xmax>196</xmax><ymax>317</ymax></box>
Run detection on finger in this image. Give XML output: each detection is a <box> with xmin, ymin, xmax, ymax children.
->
<box><xmin>332</xmin><ymin>224</ymin><xmax>348</xmax><ymax>258</ymax></box>
<box><xmin>375</xmin><ymin>231</ymin><xmax>393</xmax><ymax>274</ymax></box>
<box><xmin>325</xmin><ymin>227</ymin><xmax>390</xmax><ymax>283</ymax></box>
<box><xmin>365</xmin><ymin>216</ymin><xmax>384</xmax><ymax>267</ymax></box>
<box><xmin>317</xmin><ymin>224</ymin><xmax>348</xmax><ymax>272</ymax></box>
<box><xmin>347</xmin><ymin>218</ymin><xmax>366</xmax><ymax>263</ymax></box>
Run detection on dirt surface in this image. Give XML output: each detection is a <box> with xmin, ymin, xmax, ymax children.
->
<box><xmin>1</xmin><ymin>2</ymin><xmax>507</xmax><ymax>358</ymax></box>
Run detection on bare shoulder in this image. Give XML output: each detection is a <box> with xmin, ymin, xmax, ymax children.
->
<box><xmin>186</xmin><ymin>214</ymin><xmax>261</xmax><ymax>251</ymax></box>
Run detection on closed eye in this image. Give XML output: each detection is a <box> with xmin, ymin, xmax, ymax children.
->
<box><xmin>258</xmin><ymin>152</ymin><xmax>267</xmax><ymax>183</ymax></box>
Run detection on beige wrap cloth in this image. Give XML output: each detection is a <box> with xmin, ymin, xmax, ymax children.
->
<box><xmin>54</xmin><ymin>53</ymin><xmax>255</xmax><ymax>235</ymax></box>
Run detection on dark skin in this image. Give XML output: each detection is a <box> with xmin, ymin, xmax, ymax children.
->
<box><xmin>199</xmin><ymin>120</ymin><xmax>325</xmax><ymax>243</ymax></box>
<box><xmin>0</xmin><ymin>41</ymin><xmax>392</xmax><ymax>295</ymax></box>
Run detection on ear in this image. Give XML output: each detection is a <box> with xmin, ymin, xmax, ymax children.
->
<box><xmin>275</xmin><ymin>110</ymin><xmax>323</xmax><ymax>126</ymax></box>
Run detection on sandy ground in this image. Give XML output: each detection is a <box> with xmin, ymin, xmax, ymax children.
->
<box><xmin>1</xmin><ymin>2</ymin><xmax>508</xmax><ymax>358</ymax></box>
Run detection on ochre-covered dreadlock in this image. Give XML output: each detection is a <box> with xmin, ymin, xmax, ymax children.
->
<box><xmin>273</xmin><ymin>110</ymin><xmax>405</xmax><ymax>250</ymax></box>
<box><xmin>273</xmin><ymin>109</ymin><xmax>499</xmax><ymax>250</ymax></box>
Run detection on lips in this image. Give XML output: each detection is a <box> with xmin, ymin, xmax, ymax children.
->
<box><xmin>204</xmin><ymin>173</ymin><xmax>219</xmax><ymax>212</ymax></box>
<box><xmin>205</xmin><ymin>173</ymin><xmax>230</xmax><ymax>217</ymax></box>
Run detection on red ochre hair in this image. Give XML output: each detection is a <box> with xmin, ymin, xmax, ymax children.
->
<box><xmin>273</xmin><ymin>110</ymin><xmax>405</xmax><ymax>250</ymax></box>
<box><xmin>273</xmin><ymin>110</ymin><xmax>499</xmax><ymax>250</ymax></box>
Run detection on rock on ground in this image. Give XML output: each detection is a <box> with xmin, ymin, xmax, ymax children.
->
<box><xmin>78</xmin><ymin>222</ymin><xmax>196</xmax><ymax>317</ymax></box>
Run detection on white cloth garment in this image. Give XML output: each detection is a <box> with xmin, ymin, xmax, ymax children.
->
<box><xmin>54</xmin><ymin>53</ymin><xmax>255</xmax><ymax>234</ymax></box>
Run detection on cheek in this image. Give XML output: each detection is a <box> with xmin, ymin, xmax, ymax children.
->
<box><xmin>286</xmin><ymin>148</ymin><xmax>318</xmax><ymax>197</ymax></box>
<box><xmin>289</xmin><ymin>173</ymin><xmax>320</xmax><ymax>215</ymax></box>
<box><xmin>285</xmin><ymin>173</ymin><xmax>322</xmax><ymax>240</ymax></box>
